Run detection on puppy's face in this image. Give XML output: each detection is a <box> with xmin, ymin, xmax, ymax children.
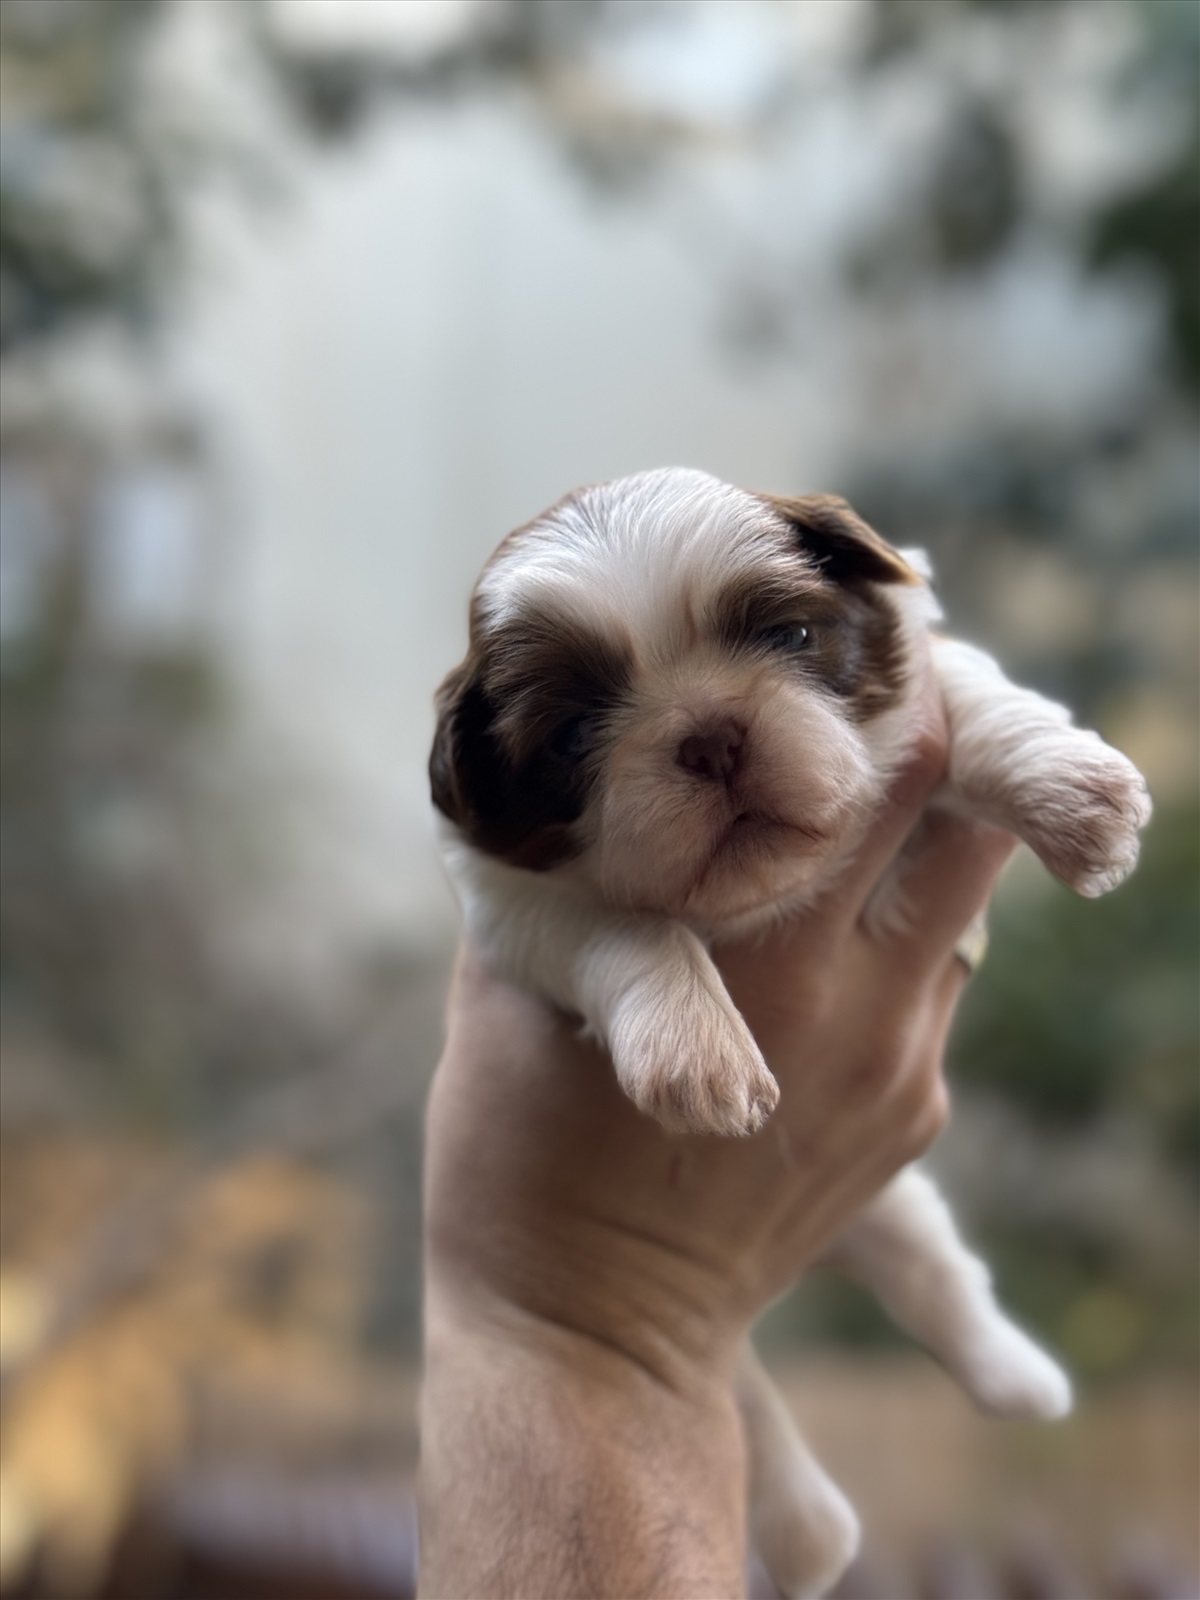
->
<box><xmin>432</xmin><ymin>469</ymin><xmax>921</xmax><ymax>923</ymax></box>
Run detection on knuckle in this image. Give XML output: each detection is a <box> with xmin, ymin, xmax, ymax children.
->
<box><xmin>906</xmin><ymin>1076</ymin><xmax>950</xmax><ymax>1155</ymax></box>
<box><xmin>845</xmin><ymin>1051</ymin><xmax>898</xmax><ymax>1102</ymax></box>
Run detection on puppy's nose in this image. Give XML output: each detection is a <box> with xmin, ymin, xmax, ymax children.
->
<box><xmin>677</xmin><ymin>720</ymin><xmax>746</xmax><ymax>783</ymax></box>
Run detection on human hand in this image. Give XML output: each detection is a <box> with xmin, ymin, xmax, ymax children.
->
<box><xmin>418</xmin><ymin>689</ymin><xmax>1016</xmax><ymax>1597</ymax></box>
<box><xmin>424</xmin><ymin>702</ymin><xmax>1014</xmax><ymax>1353</ymax></box>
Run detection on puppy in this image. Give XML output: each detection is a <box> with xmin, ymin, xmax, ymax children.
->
<box><xmin>429</xmin><ymin>467</ymin><xmax>1151</xmax><ymax>1598</ymax></box>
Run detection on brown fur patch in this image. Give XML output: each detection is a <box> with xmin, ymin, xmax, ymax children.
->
<box><xmin>483</xmin><ymin>608</ymin><xmax>632</xmax><ymax>763</ymax></box>
<box><xmin>430</xmin><ymin>605</ymin><xmax>632</xmax><ymax>869</ymax></box>
<box><xmin>755</xmin><ymin>492</ymin><xmax>920</xmax><ymax>587</ymax></box>
<box><xmin>710</xmin><ymin>565</ymin><xmax>829</xmax><ymax>650</ymax></box>
<box><xmin>709</xmin><ymin>557</ymin><xmax>909</xmax><ymax>723</ymax></box>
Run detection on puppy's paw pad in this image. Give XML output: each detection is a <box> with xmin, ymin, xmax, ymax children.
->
<box><xmin>1022</xmin><ymin>743</ymin><xmax>1151</xmax><ymax>898</ymax></box>
<box><xmin>616</xmin><ymin>994</ymin><xmax>778</xmax><ymax>1138</ymax></box>
<box><xmin>961</xmin><ymin>1325</ymin><xmax>1073</xmax><ymax>1421</ymax></box>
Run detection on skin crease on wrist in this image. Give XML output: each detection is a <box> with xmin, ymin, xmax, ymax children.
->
<box><xmin>417</xmin><ymin>680</ymin><xmax>1018</xmax><ymax>1600</ymax></box>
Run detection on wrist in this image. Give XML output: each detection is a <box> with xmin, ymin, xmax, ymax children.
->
<box><xmin>420</xmin><ymin>1270</ymin><xmax>749</xmax><ymax>1599</ymax></box>
<box><xmin>425</xmin><ymin>1209</ymin><xmax>749</xmax><ymax>1402</ymax></box>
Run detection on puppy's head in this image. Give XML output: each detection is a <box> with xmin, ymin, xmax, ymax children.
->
<box><xmin>431</xmin><ymin>468</ymin><xmax>924</xmax><ymax>921</ymax></box>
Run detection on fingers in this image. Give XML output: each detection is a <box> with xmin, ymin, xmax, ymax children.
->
<box><xmin>931</xmin><ymin>947</ymin><xmax>974</xmax><ymax>1018</ymax></box>
<box><xmin>926</xmin><ymin>922</ymin><xmax>992</xmax><ymax>1062</ymax></box>
<box><xmin>828</xmin><ymin>685</ymin><xmax>950</xmax><ymax>934</ymax></box>
<box><xmin>875</xmin><ymin>807</ymin><xmax>1017</xmax><ymax>980</ymax></box>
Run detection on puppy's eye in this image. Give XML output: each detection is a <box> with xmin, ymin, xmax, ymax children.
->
<box><xmin>760</xmin><ymin>622</ymin><xmax>811</xmax><ymax>653</ymax></box>
<box><xmin>549</xmin><ymin>714</ymin><xmax>601</xmax><ymax>761</ymax></box>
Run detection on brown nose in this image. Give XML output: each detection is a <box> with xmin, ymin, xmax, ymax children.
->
<box><xmin>677</xmin><ymin>720</ymin><xmax>746</xmax><ymax>783</ymax></box>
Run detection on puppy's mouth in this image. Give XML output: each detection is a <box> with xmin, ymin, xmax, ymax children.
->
<box><xmin>678</xmin><ymin>808</ymin><xmax>830</xmax><ymax>913</ymax></box>
<box><xmin>724</xmin><ymin>809</ymin><xmax>827</xmax><ymax>848</ymax></box>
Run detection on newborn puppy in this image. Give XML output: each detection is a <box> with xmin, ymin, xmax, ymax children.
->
<box><xmin>430</xmin><ymin>467</ymin><xmax>1151</xmax><ymax>1598</ymax></box>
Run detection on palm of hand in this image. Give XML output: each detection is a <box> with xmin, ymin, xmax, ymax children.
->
<box><xmin>425</xmin><ymin>724</ymin><xmax>1013</xmax><ymax>1389</ymax></box>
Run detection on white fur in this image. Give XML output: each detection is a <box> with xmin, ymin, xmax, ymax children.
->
<box><xmin>477</xmin><ymin>468</ymin><xmax>782</xmax><ymax>641</ymax></box>
<box><xmin>738</xmin><ymin>1343</ymin><xmax>861</xmax><ymax>1600</ymax></box>
<box><xmin>436</xmin><ymin>468</ymin><xmax>1150</xmax><ymax>1597</ymax></box>
<box><xmin>824</xmin><ymin>1167</ymin><xmax>1073</xmax><ymax>1421</ymax></box>
<box><xmin>933</xmin><ymin>636</ymin><xmax>1152</xmax><ymax>896</ymax></box>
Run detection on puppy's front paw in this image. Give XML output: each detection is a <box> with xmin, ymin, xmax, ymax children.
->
<box><xmin>1016</xmin><ymin>735</ymin><xmax>1151</xmax><ymax>898</ymax></box>
<box><xmin>611</xmin><ymin>977</ymin><xmax>778</xmax><ymax>1137</ymax></box>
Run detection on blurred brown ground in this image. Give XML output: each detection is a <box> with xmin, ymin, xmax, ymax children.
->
<box><xmin>1</xmin><ymin>1133</ymin><xmax>1196</xmax><ymax>1598</ymax></box>
<box><xmin>775</xmin><ymin>1357</ymin><xmax>1200</xmax><ymax>1587</ymax></box>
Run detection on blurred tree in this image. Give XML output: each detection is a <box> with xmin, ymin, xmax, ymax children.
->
<box><xmin>1</xmin><ymin>0</ymin><xmax>1195</xmax><ymax>1380</ymax></box>
<box><xmin>956</xmin><ymin>805</ymin><xmax>1199</xmax><ymax>1149</ymax></box>
<box><xmin>1</xmin><ymin>0</ymin><xmax>187</xmax><ymax>351</ymax></box>
<box><xmin>1086</xmin><ymin>0</ymin><xmax>1200</xmax><ymax>391</ymax></box>
<box><xmin>0</xmin><ymin>0</ymin><xmax>634</xmax><ymax>350</ymax></box>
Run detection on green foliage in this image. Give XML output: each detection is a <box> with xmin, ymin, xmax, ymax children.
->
<box><xmin>1089</xmin><ymin>137</ymin><xmax>1200</xmax><ymax>393</ymax></box>
<box><xmin>952</xmin><ymin>805</ymin><xmax>1200</xmax><ymax>1169</ymax></box>
<box><xmin>0</xmin><ymin>0</ymin><xmax>174</xmax><ymax>350</ymax></box>
<box><xmin>0</xmin><ymin>537</ymin><xmax>236</xmax><ymax>1128</ymax></box>
<box><xmin>1085</xmin><ymin>0</ymin><xmax>1200</xmax><ymax>395</ymax></box>
<box><xmin>984</xmin><ymin>1226</ymin><xmax>1199</xmax><ymax>1377</ymax></box>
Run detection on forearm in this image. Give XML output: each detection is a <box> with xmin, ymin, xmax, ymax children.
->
<box><xmin>415</xmin><ymin>898</ymin><xmax>971</xmax><ymax>1600</ymax></box>
<box><xmin>417</xmin><ymin>1280</ymin><xmax>748</xmax><ymax>1599</ymax></box>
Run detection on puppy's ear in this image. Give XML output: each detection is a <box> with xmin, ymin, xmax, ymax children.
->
<box><xmin>760</xmin><ymin>493</ymin><xmax>918</xmax><ymax>586</ymax></box>
<box><xmin>429</xmin><ymin>657</ymin><xmax>585</xmax><ymax>870</ymax></box>
<box><xmin>429</xmin><ymin>661</ymin><xmax>495</xmax><ymax>832</ymax></box>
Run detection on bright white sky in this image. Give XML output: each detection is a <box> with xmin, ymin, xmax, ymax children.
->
<box><xmin>270</xmin><ymin>0</ymin><xmax>486</xmax><ymax>55</ymax></box>
<box><xmin>269</xmin><ymin>0</ymin><xmax>868</xmax><ymax>124</ymax></box>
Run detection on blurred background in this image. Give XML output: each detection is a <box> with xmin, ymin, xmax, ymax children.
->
<box><xmin>0</xmin><ymin>1</ymin><xmax>1196</xmax><ymax>1596</ymax></box>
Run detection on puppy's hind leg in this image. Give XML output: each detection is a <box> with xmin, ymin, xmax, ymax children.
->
<box><xmin>824</xmin><ymin>1167</ymin><xmax>1072</xmax><ymax>1421</ymax></box>
<box><xmin>737</xmin><ymin>1342</ymin><xmax>860</xmax><ymax>1600</ymax></box>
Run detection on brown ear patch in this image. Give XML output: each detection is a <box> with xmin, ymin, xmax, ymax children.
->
<box><xmin>709</xmin><ymin>563</ymin><xmax>910</xmax><ymax>724</ymax></box>
<box><xmin>721</xmin><ymin>491</ymin><xmax>915</xmax><ymax>722</ymax></box>
<box><xmin>429</xmin><ymin>610</ymin><xmax>632</xmax><ymax>871</ymax></box>
<box><xmin>757</xmin><ymin>493</ymin><xmax>918</xmax><ymax>587</ymax></box>
<box><xmin>428</xmin><ymin>663</ymin><xmax>485</xmax><ymax>836</ymax></box>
